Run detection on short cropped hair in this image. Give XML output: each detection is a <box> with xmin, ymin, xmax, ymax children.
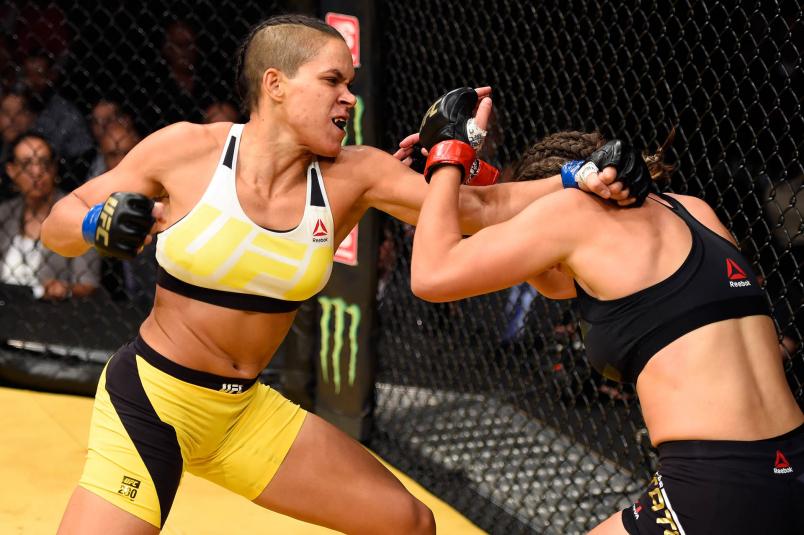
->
<box><xmin>235</xmin><ymin>14</ymin><xmax>344</xmax><ymax>114</ymax></box>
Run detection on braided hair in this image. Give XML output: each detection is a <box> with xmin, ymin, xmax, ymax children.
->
<box><xmin>512</xmin><ymin>130</ymin><xmax>675</xmax><ymax>183</ymax></box>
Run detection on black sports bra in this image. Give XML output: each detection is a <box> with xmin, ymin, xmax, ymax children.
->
<box><xmin>575</xmin><ymin>193</ymin><xmax>771</xmax><ymax>383</ymax></box>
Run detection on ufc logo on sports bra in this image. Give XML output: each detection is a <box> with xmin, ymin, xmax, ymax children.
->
<box><xmin>220</xmin><ymin>383</ymin><xmax>243</xmax><ymax>394</ymax></box>
<box><xmin>161</xmin><ymin>204</ymin><xmax>333</xmax><ymax>300</ymax></box>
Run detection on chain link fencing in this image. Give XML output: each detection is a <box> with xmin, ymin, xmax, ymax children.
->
<box><xmin>370</xmin><ymin>0</ymin><xmax>802</xmax><ymax>533</ymax></box>
<box><xmin>0</xmin><ymin>1</ymin><xmax>800</xmax><ymax>533</ymax></box>
<box><xmin>0</xmin><ymin>0</ymin><xmax>282</xmax><ymax>392</ymax></box>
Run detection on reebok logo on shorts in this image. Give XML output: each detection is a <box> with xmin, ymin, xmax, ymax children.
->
<box><xmin>632</xmin><ymin>500</ymin><xmax>643</xmax><ymax>520</ymax></box>
<box><xmin>726</xmin><ymin>258</ymin><xmax>751</xmax><ymax>287</ymax></box>
<box><xmin>773</xmin><ymin>450</ymin><xmax>793</xmax><ymax>474</ymax></box>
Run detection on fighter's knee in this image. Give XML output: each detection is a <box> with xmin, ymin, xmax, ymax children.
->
<box><xmin>397</xmin><ymin>495</ymin><xmax>435</xmax><ymax>535</ymax></box>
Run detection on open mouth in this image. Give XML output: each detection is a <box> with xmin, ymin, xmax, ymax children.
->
<box><xmin>332</xmin><ymin>118</ymin><xmax>347</xmax><ymax>131</ymax></box>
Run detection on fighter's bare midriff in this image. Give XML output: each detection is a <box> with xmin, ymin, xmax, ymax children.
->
<box><xmin>140</xmin><ymin>286</ymin><xmax>298</xmax><ymax>378</ymax></box>
<box><xmin>637</xmin><ymin>314</ymin><xmax>803</xmax><ymax>446</ymax></box>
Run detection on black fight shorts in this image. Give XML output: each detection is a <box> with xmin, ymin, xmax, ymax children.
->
<box><xmin>622</xmin><ymin>424</ymin><xmax>804</xmax><ymax>535</ymax></box>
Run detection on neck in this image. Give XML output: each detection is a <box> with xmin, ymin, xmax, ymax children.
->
<box><xmin>238</xmin><ymin>115</ymin><xmax>314</xmax><ymax>196</ymax></box>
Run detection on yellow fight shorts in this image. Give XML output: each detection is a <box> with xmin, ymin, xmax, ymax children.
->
<box><xmin>78</xmin><ymin>335</ymin><xmax>307</xmax><ymax>528</ymax></box>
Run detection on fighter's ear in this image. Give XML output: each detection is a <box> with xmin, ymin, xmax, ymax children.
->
<box><xmin>262</xmin><ymin>68</ymin><xmax>285</xmax><ymax>102</ymax></box>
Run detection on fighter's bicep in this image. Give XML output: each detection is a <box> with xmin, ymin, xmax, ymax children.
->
<box><xmin>71</xmin><ymin>123</ymin><xmax>214</xmax><ymax>207</ymax></box>
<box><xmin>72</xmin><ymin>162</ymin><xmax>163</xmax><ymax>208</ymax></box>
<box><xmin>527</xmin><ymin>268</ymin><xmax>577</xmax><ymax>300</ymax></box>
<box><xmin>421</xmin><ymin>201</ymin><xmax>577</xmax><ymax>301</ymax></box>
<box><xmin>356</xmin><ymin>146</ymin><xmax>428</xmax><ymax>225</ymax></box>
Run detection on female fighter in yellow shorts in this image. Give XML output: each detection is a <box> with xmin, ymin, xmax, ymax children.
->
<box><xmin>42</xmin><ymin>15</ymin><xmax>634</xmax><ymax>534</ymax></box>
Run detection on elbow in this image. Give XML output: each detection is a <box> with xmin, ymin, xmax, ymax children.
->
<box><xmin>39</xmin><ymin>215</ymin><xmax>57</xmax><ymax>251</ymax></box>
<box><xmin>40</xmin><ymin>211</ymin><xmax>82</xmax><ymax>257</ymax></box>
<box><xmin>412</xmin><ymin>281</ymin><xmax>447</xmax><ymax>303</ymax></box>
<box><xmin>411</xmin><ymin>264</ymin><xmax>448</xmax><ymax>302</ymax></box>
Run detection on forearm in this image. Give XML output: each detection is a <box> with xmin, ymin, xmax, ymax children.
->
<box><xmin>41</xmin><ymin>193</ymin><xmax>93</xmax><ymax>257</ymax></box>
<box><xmin>412</xmin><ymin>167</ymin><xmax>464</xmax><ymax>296</ymax></box>
<box><xmin>457</xmin><ymin>174</ymin><xmax>562</xmax><ymax>233</ymax></box>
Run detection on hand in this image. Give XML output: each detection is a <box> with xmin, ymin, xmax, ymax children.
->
<box><xmin>561</xmin><ymin>140</ymin><xmax>652</xmax><ymax>206</ymax></box>
<box><xmin>586</xmin><ymin>140</ymin><xmax>652</xmax><ymax>207</ymax></box>
<box><xmin>142</xmin><ymin>201</ymin><xmax>166</xmax><ymax>247</ymax></box>
<box><xmin>392</xmin><ymin>132</ymin><xmax>424</xmax><ymax>167</ymax></box>
<box><xmin>578</xmin><ymin>167</ymin><xmax>635</xmax><ymax>206</ymax></box>
<box><xmin>418</xmin><ymin>86</ymin><xmax>492</xmax><ymax>150</ymax></box>
<box><xmin>392</xmin><ymin>86</ymin><xmax>493</xmax><ymax>167</ymax></box>
<box><xmin>82</xmin><ymin>192</ymin><xmax>156</xmax><ymax>259</ymax></box>
<box><xmin>42</xmin><ymin>279</ymin><xmax>70</xmax><ymax>301</ymax></box>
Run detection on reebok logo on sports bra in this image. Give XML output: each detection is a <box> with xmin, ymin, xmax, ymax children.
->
<box><xmin>155</xmin><ymin>123</ymin><xmax>335</xmax><ymax>313</ymax></box>
<box><xmin>726</xmin><ymin>258</ymin><xmax>751</xmax><ymax>287</ymax></box>
<box><xmin>312</xmin><ymin>219</ymin><xmax>329</xmax><ymax>243</ymax></box>
<box><xmin>576</xmin><ymin>193</ymin><xmax>770</xmax><ymax>383</ymax></box>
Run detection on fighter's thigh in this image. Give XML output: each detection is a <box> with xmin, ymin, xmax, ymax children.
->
<box><xmin>58</xmin><ymin>486</ymin><xmax>158</xmax><ymax>535</ymax></box>
<box><xmin>254</xmin><ymin>412</ymin><xmax>434</xmax><ymax>534</ymax></box>
<box><xmin>588</xmin><ymin>511</ymin><xmax>629</xmax><ymax>535</ymax></box>
<box><xmin>75</xmin><ymin>349</ymin><xmax>183</xmax><ymax>529</ymax></box>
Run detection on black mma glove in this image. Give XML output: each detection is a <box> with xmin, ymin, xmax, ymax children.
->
<box><xmin>589</xmin><ymin>140</ymin><xmax>653</xmax><ymax>207</ymax></box>
<box><xmin>82</xmin><ymin>192</ymin><xmax>155</xmax><ymax>259</ymax></box>
<box><xmin>417</xmin><ymin>87</ymin><xmax>498</xmax><ymax>185</ymax></box>
<box><xmin>418</xmin><ymin>87</ymin><xmax>487</xmax><ymax>151</ymax></box>
<box><xmin>560</xmin><ymin>139</ymin><xmax>653</xmax><ymax>207</ymax></box>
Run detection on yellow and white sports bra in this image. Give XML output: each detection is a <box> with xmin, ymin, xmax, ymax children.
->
<box><xmin>155</xmin><ymin>123</ymin><xmax>334</xmax><ymax>313</ymax></box>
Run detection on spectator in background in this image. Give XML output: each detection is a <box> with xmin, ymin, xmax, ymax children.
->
<box><xmin>98</xmin><ymin>120</ymin><xmax>155</xmax><ymax>304</ymax></box>
<box><xmin>86</xmin><ymin>99</ymin><xmax>135</xmax><ymax>180</ymax></box>
<box><xmin>0</xmin><ymin>132</ymin><xmax>99</xmax><ymax>299</ymax></box>
<box><xmin>0</xmin><ymin>87</ymin><xmax>38</xmax><ymax>200</ymax></box>
<box><xmin>21</xmin><ymin>49</ymin><xmax>93</xmax><ymax>188</ymax></box>
<box><xmin>0</xmin><ymin>87</ymin><xmax>37</xmax><ymax>163</ymax></box>
<box><xmin>99</xmin><ymin>121</ymin><xmax>140</xmax><ymax>172</ymax></box>
<box><xmin>203</xmin><ymin>100</ymin><xmax>240</xmax><ymax>123</ymax></box>
<box><xmin>139</xmin><ymin>20</ymin><xmax>204</xmax><ymax>131</ymax></box>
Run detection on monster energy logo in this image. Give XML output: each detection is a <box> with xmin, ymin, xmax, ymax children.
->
<box><xmin>341</xmin><ymin>95</ymin><xmax>365</xmax><ymax>146</ymax></box>
<box><xmin>318</xmin><ymin>296</ymin><xmax>361</xmax><ymax>393</ymax></box>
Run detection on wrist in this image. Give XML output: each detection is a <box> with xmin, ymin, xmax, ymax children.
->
<box><xmin>430</xmin><ymin>165</ymin><xmax>463</xmax><ymax>184</ymax></box>
<box><xmin>561</xmin><ymin>160</ymin><xmax>599</xmax><ymax>189</ymax></box>
<box><xmin>560</xmin><ymin>161</ymin><xmax>583</xmax><ymax>188</ymax></box>
<box><xmin>424</xmin><ymin>140</ymin><xmax>476</xmax><ymax>183</ymax></box>
<box><xmin>81</xmin><ymin>202</ymin><xmax>104</xmax><ymax>245</ymax></box>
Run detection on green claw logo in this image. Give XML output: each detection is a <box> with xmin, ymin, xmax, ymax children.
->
<box><xmin>341</xmin><ymin>95</ymin><xmax>365</xmax><ymax>146</ymax></box>
<box><xmin>318</xmin><ymin>296</ymin><xmax>361</xmax><ymax>393</ymax></box>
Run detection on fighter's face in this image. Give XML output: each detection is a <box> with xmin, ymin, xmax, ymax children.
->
<box><xmin>7</xmin><ymin>136</ymin><xmax>57</xmax><ymax>201</ymax></box>
<box><xmin>281</xmin><ymin>38</ymin><xmax>356</xmax><ymax>157</ymax></box>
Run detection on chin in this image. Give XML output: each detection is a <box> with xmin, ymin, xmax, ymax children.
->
<box><xmin>317</xmin><ymin>140</ymin><xmax>344</xmax><ymax>158</ymax></box>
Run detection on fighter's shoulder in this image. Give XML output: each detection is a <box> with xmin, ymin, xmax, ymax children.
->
<box><xmin>537</xmin><ymin>187</ymin><xmax>603</xmax><ymax>215</ymax></box>
<box><xmin>324</xmin><ymin>145</ymin><xmax>398</xmax><ymax>178</ymax></box>
<box><xmin>132</xmin><ymin>122</ymin><xmax>228</xmax><ymax>167</ymax></box>
<box><xmin>661</xmin><ymin>193</ymin><xmax>731</xmax><ymax>238</ymax></box>
<box><xmin>662</xmin><ymin>192</ymin><xmax>719</xmax><ymax>221</ymax></box>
